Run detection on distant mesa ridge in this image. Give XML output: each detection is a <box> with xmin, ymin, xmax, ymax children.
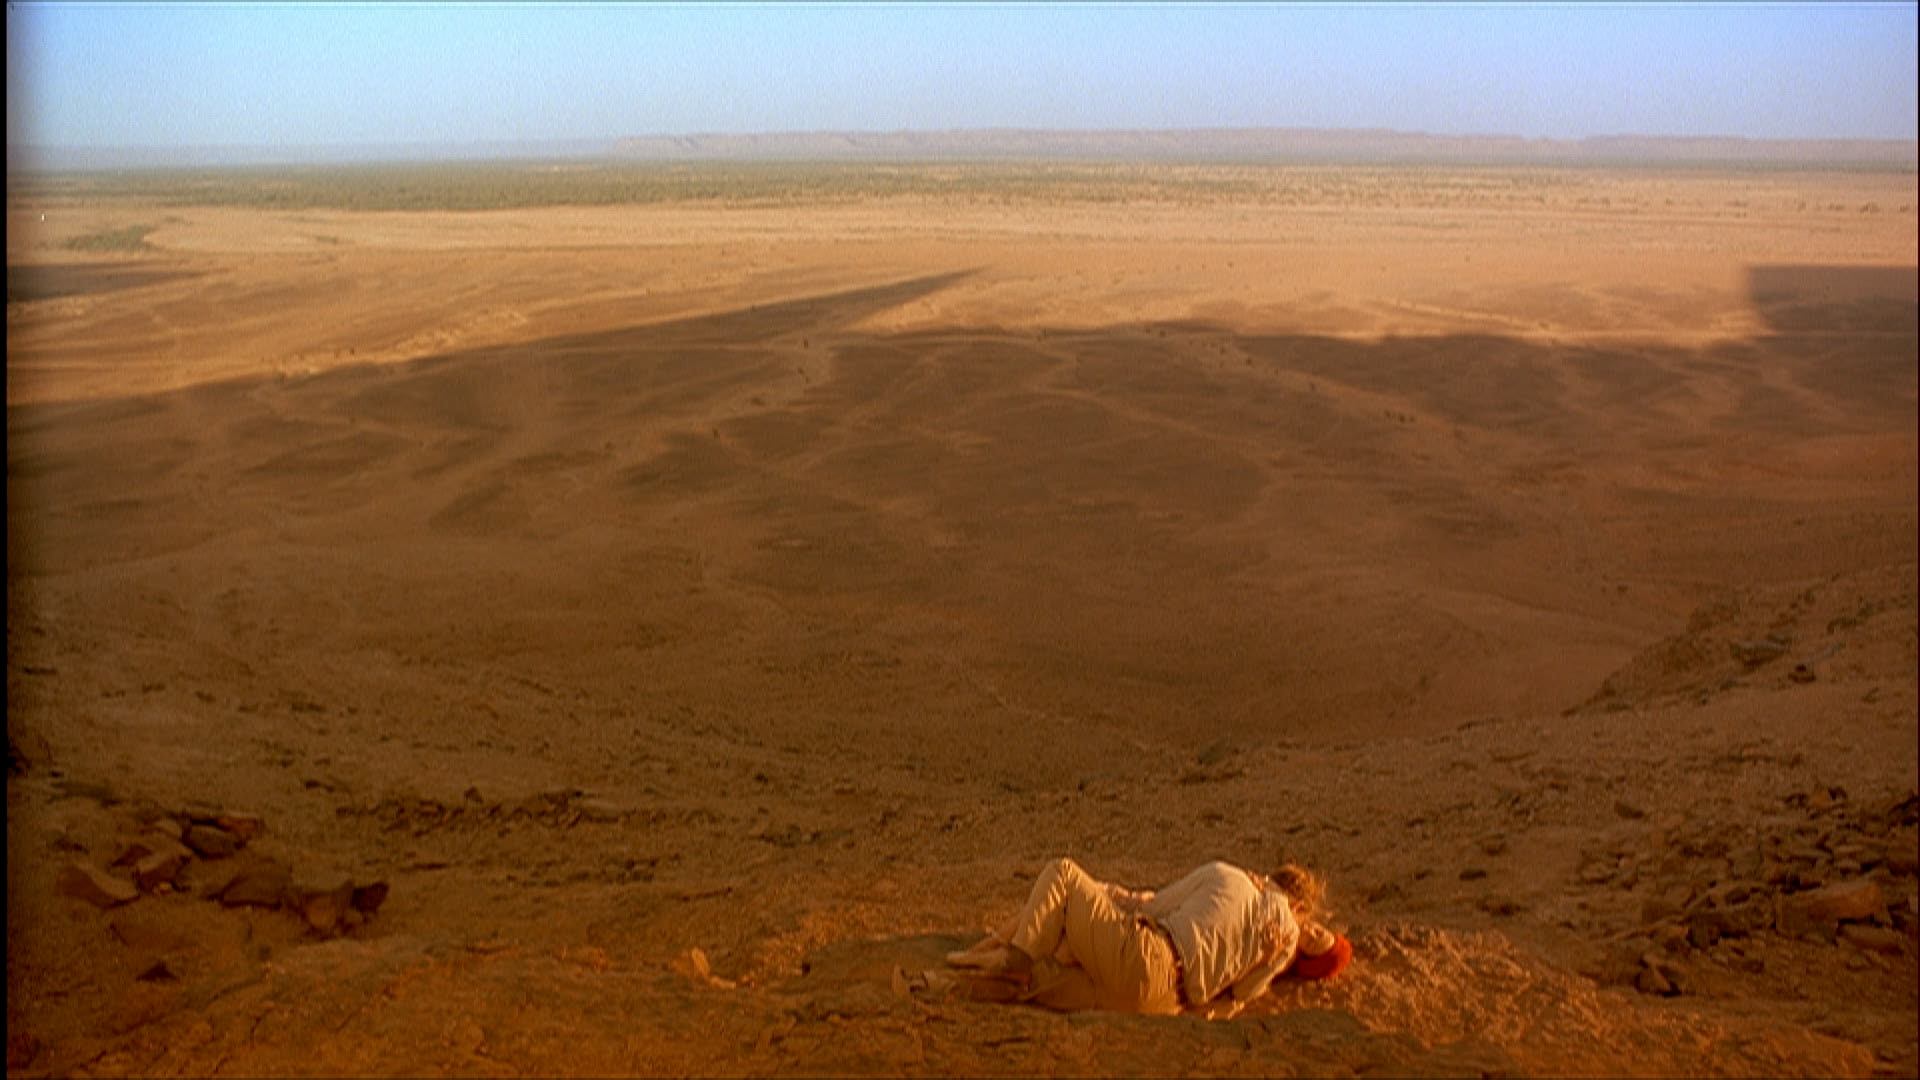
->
<box><xmin>12</xmin><ymin>128</ymin><xmax>1917</xmax><ymax>172</ymax></box>
<box><xmin>608</xmin><ymin>128</ymin><xmax>1919</xmax><ymax>167</ymax></box>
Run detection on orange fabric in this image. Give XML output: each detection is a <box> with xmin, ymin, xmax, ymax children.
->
<box><xmin>1289</xmin><ymin>934</ymin><xmax>1351</xmax><ymax>980</ymax></box>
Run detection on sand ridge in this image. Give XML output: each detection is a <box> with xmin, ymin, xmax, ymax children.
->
<box><xmin>6</xmin><ymin>166</ymin><xmax>1917</xmax><ymax>1076</ymax></box>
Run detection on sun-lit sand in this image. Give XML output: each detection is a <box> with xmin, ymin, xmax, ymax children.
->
<box><xmin>7</xmin><ymin>164</ymin><xmax>1917</xmax><ymax>1076</ymax></box>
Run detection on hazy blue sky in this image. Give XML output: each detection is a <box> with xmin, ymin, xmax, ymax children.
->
<box><xmin>8</xmin><ymin>2</ymin><xmax>1917</xmax><ymax>150</ymax></box>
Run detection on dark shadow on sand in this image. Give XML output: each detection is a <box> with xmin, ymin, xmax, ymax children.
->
<box><xmin>1748</xmin><ymin>265</ymin><xmax>1919</xmax><ymax>336</ymax></box>
<box><xmin>5</xmin><ymin>262</ymin><xmax>201</xmax><ymax>304</ymax></box>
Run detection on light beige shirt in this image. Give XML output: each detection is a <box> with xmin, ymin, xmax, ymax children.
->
<box><xmin>1140</xmin><ymin>861</ymin><xmax>1299</xmax><ymax>1005</ymax></box>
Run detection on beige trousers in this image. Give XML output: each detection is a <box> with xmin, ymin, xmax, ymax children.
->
<box><xmin>1005</xmin><ymin>858</ymin><xmax>1182</xmax><ymax>1015</ymax></box>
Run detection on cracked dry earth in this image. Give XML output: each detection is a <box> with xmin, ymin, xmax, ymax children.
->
<box><xmin>7</xmin><ymin>169</ymin><xmax>1919</xmax><ymax>1076</ymax></box>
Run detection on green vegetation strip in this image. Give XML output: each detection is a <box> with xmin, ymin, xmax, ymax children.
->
<box><xmin>62</xmin><ymin>224</ymin><xmax>159</xmax><ymax>252</ymax></box>
<box><xmin>9</xmin><ymin>160</ymin><xmax>1592</xmax><ymax>213</ymax></box>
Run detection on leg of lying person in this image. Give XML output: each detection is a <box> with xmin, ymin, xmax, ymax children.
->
<box><xmin>1004</xmin><ymin>859</ymin><xmax>1118</xmax><ymax>963</ymax></box>
<box><xmin>1004</xmin><ymin>857</ymin><xmax>1174</xmax><ymax>1011</ymax></box>
<box><xmin>1025</xmin><ymin>963</ymin><xmax>1102</xmax><ymax>1012</ymax></box>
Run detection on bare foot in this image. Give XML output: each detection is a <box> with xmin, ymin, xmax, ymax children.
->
<box><xmin>946</xmin><ymin>944</ymin><xmax>1013</xmax><ymax>969</ymax></box>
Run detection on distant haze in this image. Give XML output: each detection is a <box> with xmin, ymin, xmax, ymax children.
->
<box><xmin>11</xmin><ymin>128</ymin><xmax>1917</xmax><ymax>174</ymax></box>
<box><xmin>7</xmin><ymin>2</ymin><xmax>1915</xmax><ymax>166</ymax></box>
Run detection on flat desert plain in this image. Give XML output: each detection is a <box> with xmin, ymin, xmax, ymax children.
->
<box><xmin>6</xmin><ymin>163</ymin><xmax>1918</xmax><ymax>1077</ymax></box>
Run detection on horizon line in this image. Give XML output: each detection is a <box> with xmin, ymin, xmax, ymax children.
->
<box><xmin>15</xmin><ymin>124</ymin><xmax>1920</xmax><ymax>152</ymax></box>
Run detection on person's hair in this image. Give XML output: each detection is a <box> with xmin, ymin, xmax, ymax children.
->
<box><xmin>1270</xmin><ymin>863</ymin><xmax>1328</xmax><ymax>921</ymax></box>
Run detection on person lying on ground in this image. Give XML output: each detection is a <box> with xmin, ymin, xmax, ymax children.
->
<box><xmin>946</xmin><ymin>857</ymin><xmax>1351</xmax><ymax>1019</ymax></box>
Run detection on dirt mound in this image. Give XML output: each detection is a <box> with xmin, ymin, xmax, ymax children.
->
<box><xmin>1575</xmin><ymin>563</ymin><xmax>1918</xmax><ymax>714</ymax></box>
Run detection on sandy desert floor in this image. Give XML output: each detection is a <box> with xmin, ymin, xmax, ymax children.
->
<box><xmin>6</xmin><ymin>164</ymin><xmax>1918</xmax><ymax>1077</ymax></box>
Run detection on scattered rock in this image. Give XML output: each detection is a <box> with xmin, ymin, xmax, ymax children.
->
<box><xmin>57</xmin><ymin>860</ymin><xmax>139</xmax><ymax>908</ymax></box>
<box><xmin>132</xmin><ymin>842</ymin><xmax>193</xmax><ymax>891</ymax></box>
<box><xmin>215</xmin><ymin>811</ymin><xmax>264</xmax><ymax>840</ymax></box>
<box><xmin>574</xmin><ymin>798</ymin><xmax>624</xmax><ymax>823</ymax></box>
<box><xmin>135</xmin><ymin>960</ymin><xmax>178</xmax><ymax>982</ymax></box>
<box><xmin>184</xmin><ymin>824</ymin><xmax>242</xmax><ymax>858</ymax></box>
<box><xmin>1730</xmin><ymin>637</ymin><xmax>1789</xmax><ymax>666</ymax></box>
<box><xmin>1838</xmin><ymin>924</ymin><xmax>1908</xmax><ymax>956</ymax></box>
<box><xmin>112</xmin><ymin>838</ymin><xmax>160</xmax><ymax>868</ymax></box>
<box><xmin>1634</xmin><ymin>965</ymin><xmax>1673</xmax><ymax>996</ymax></box>
<box><xmin>217</xmin><ymin>858</ymin><xmax>292</xmax><ymax>908</ymax></box>
<box><xmin>351</xmin><ymin>881</ymin><xmax>390</xmax><ymax>914</ymax></box>
<box><xmin>178</xmin><ymin>854</ymin><xmax>245</xmax><ymax>899</ymax></box>
<box><xmin>1613</xmin><ymin>799</ymin><xmax>1647</xmax><ymax>820</ymax></box>
<box><xmin>1458</xmin><ymin>867</ymin><xmax>1488</xmax><ymax>881</ymax></box>
<box><xmin>146</xmin><ymin>816</ymin><xmax>185</xmax><ymax>841</ymax></box>
<box><xmin>1776</xmin><ymin>878</ymin><xmax>1886</xmax><ymax>937</ymax></box>
<box><xmin>288</xmin><ymin>874</ymin><xmax>356</xmax><ymax>934</ymax></box>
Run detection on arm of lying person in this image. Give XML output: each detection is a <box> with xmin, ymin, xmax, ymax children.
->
<box><xmin>1222</xmin><ymin>927</ymin><xmax>1295</xmax><ymax>1008</ymax></box>
<box><xmin>1102</xmin><ymin>882</ymin><xmax>1156</xmax><ymax>912</ymax></box>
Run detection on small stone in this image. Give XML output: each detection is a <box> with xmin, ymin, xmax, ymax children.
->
<box><xmin>575</xmin><ymin>798</ymin><xmax>623</xmax><ymax>823</ymax></box>
<box><xmin>1458</xmin><ymin>867</ymin><xmax>1488</xmax><ymax>881</ymax></box>
<box><xmin>135</xmin><ymin>960</ymin><xmax>177</xmax><ymax>982</ymax></box>
<box><xmin>1634</xmin><ymin>964</ymin><xmax>1675</xmax><ymax>996</ymax></box>
<box><xmin>112</xmin><ymin>839</ymin><xmax>157</xmax><ymax>867</ymax></box>
<box><xmin>217</xmin><ymin>858</ymin><xmax>291</xmax><ymax>908</ymax></box>
<box><xmin>1477</xmin><ymin>835</ymin><xmax>1509</xmax><ymax>856</ymax></box>
<box><xmin>288</xmin><ymin>875</ymin><xmax>355</xmax><ymax>934</ymax></box>
<box><xmin>132</xmin><ymin>845</ymin><xmax>191</xmax><ymax>891</ymax></box>
<box><xmin>214</xmin><ymin>812</ymin><xmax>263</xmax><ymax>840</ymax></box>
<box><xmin>351</xmin><ymin>881</ymin><xmax>390</xmax><ymax>914</ymax></box>
<box><xmin>183</xmin><ymin>825</ymin><xmax>241</xmax><ymax>858</ymax></box>
<box><xmin>1777</xmin><ymin>878</ymin><xmax>1886</xmax><ymax>936</ymax></box>
<box><xmin>1839</xmin><ymin>924</ymin><xmax>1909</xmax><ymax>956</ymax></box>
<box><xmin>1614</xmin><ymin>799</ymin><xmax>1647</xmax><ymax>820</ymax></box>
<box><xmin>1656</xmin><ymin>923</ymin><xmax>1690</xmax><ymax>953</ymax></box>
<box><xmin>57</xmin><ymin>860</ymin><xmax>139</xmax><ymax>908</ymax></box>
<box><xmin>178</xmin><ymin>856</ymin><xmax>243</xmax><ymax>899</ymax></box>
<box><xmin>1730</xmin><ymin>638</ymin><xmax>1789</xmax><ymax>665</ymax></box>
<box><xmin>146</xmin><ymin>816</ymin><xmax>185</xmax><ymax>841</ymax></box>
<box><xmin>180</xmin><ymin>801</ymin><xmax>223</xmax><ymax>825</ymax></box>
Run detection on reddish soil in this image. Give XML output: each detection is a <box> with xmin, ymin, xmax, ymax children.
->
<box><xmin>7</xmin><ymin>167</ymin><xmax>1916</xmax><ymax>1077</ymax></box>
